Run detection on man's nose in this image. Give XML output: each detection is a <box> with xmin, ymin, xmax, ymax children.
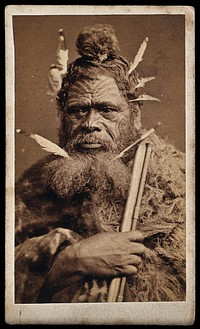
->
<box><xmin>81</xmin><ymin>109</ymin><xmax>102</xmax><ymax>132</ymax></box>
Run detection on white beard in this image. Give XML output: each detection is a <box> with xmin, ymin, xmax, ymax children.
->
<box><xmin>42</xmin><ymin>152</ymin><xmax>130</xmax><ymax>200</ymax></box>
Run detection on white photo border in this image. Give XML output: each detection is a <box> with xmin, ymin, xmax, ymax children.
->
<box><xmin>5</xmin><ymin>5</ymin><xmax>195</xmax><ymax>325</ymax></box>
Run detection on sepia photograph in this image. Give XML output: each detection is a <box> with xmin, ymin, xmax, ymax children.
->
<box><xmin>5</xmin><ymin>5</ymin><xmax>195</xmax><ymax>325</ymax></box>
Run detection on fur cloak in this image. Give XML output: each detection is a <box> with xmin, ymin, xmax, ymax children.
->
<box><xmin>15</xmin><ymin>133</ymin><xmax>186</xmax><ymax>303</ymax></box>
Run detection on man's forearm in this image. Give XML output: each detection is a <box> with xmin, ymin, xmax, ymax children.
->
<box><xmin>15</xmin><ymin>228</ymin><xmax>83</xmax><ymax>303</ymax></box>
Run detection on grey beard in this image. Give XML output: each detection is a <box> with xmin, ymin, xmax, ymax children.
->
<box><xmin>42</xmin><ymin>152</ymin><xmax>130</xmax><ymax>201</ymax></box>
<box><xmin>42</xmin><ymin>152</ymin><xmax>131</xmax><ymax>236</ymax></box>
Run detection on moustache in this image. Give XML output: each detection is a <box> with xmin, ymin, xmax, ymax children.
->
<box><xmin>66</xmin><ymin>133</ymin><xmax>117</xmax><ymax>152</ymax></box>
<box><xmin>77</xmin><ymin>134</ymin><xmax>109</xmax><ymax>144</ymax></box>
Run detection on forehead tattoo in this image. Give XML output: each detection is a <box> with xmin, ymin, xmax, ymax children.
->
<box><xmin>67</xmin><ymin>76</ymin><xmax>124</xmax><ymax>108</ymax></box>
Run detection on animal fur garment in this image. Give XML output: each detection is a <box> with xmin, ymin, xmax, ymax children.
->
<box><xmin>15</xmin><ymin>133</ymin><xmax>186</xmax><ymax>303</ymax></box>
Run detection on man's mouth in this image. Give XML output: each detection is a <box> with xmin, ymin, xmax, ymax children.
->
<box><xmin>78</xmin><ymin>142</ymin><xmax>102</xmax><ymax>149</ymax></box>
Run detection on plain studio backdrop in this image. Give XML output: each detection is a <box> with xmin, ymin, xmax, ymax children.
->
<box><xmin>13</xmin><ymin>15</ymin><xmax>185</xmax><ymax>180</ymax></box>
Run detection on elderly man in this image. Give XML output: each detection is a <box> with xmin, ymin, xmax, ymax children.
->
<box><xmin>15</xmin><ymin>24</ymin><xmax>186</xmax><ymax>303</ymax></box>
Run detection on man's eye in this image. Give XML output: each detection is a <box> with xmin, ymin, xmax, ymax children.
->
<box><xmin>68</xmin><ymin>108</ymin><xmax>87</xmax><ymax>114</ymax></box>
<box><xmin>101</xmin><ymin>108</ymin><xmax>111</xmax><ymax>113</ymax></box>
<box><xmin>99</xmin><ymin>107</ymin><xmax>115</xmax><ymax>114</ymax></box>
<box><xmin>67</xmin><ymin>107</ymin><xmax>88</xmax><ymax>118</ymax></box>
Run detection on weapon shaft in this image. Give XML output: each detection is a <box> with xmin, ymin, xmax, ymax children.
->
<box><xmin>107</xmin><ymin>142</ymin><xmax>152</xmax><ymax>302</ymax></box>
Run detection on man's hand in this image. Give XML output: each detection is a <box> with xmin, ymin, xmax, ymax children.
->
<box><xmin>73</xmin><ymin>230</ymin><xmax>145</xmax><ymax>277</ymax></box>
<box><xmin>40</xmin><ymin>231</ymin><xmax>146</xmax><ymax>300</ymax></box>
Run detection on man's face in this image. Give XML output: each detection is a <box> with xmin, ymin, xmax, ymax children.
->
<box><xmin>63</xmin><ymin>74</ymin><xmax>132</xmax><ymax>154</ymax></box>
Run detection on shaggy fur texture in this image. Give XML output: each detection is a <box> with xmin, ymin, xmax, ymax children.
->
<box><xmin>15</xmin><ymin>133</ymin><xmax>186</xmax><ymax>302</ymax></box>
<box><xmin>126</xmin><ymin>134</ymin><xmax>186</xmax><ymax>301</ymax></box>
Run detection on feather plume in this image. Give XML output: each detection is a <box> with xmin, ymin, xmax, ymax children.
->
<box><xmin>56</xmin><ymin>49</ymin><xmax>69</xmax><ymax>74</ymax></box>
<box><xmin>16</xmin><ymin>129</ymin><xmax>69</xmax><ymax>158</ymax></box>
<box><xmin>47</xmin><ymin>29</ymin><xmax>68</xmax><ymax>97</ymax></box>
<box><xmin>114</xmin><ymin>122</ymin><xmax>161</xmax><ymax>160</ymax></box>
<box><xmin>56</xmin><ymin>29</ymin><xmax>68</xmax><ymax>74</ymax></box>
<box><xmin>129</xmin><ymin>94</ymin><xmax>160</xmax><ymax>102</ymax></box>
<box><xmin>135</xmin><ymin>76</ymin><xmax>155</xmax><ymax>89</ymax></box>
<box><xmin>47</xmin><ymin>65</ymin><xmax>63</xmax><ymax>96</ymax></box>
<box><xmin>128</xmin><ymin>37</ymin><xmax>149</xmax><ymax>75</ymax></box>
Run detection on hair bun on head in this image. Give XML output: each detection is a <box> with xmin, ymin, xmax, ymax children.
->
<box><xmin>76</xmin><ymin>24</ymin><xmax>120</xmax><ymax>62</ymax></box>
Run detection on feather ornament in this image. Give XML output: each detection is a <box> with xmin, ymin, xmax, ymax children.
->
<box><xmin>47</xmin><ymin>65</ymin><xmax>63</xmax><ymax>96</ymax></box>
<box><xmin>56</xmin><ymin>49</ymin><xmax>69</xmax><ymax>74</ymax></box>
<box><xmin>47</xmin><ymin>29</ymin><xmax>68</xmax><ymax>96</ymax></box>
<box><xmin>135</xmin><ymin>76</ymin><xmax>155</xmax><ymax>89</ymax></box>
<box><xmin>129</xmin><ymin>94</ymin><xmax>160</xmax><ymax>102</ymax></box>
<box><xmin>128</xmin><ymin>37</ymin><xmax>149</xmax><ymax>75</ymax></box>
<box><xmin>114</xmin><ymin>122</ymin><xmax>161</xmax><ymax>160</ymax></box>
<box><xmin>16</xmin><ymin>129</ymin><xmax>69</xmax><ymax>158</ymax></box>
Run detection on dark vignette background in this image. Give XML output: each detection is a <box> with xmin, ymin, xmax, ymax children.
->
<box><xmin>13</xmin><ymin>15</ymin><xmax>185</xmax><ymax>181</ymax></box>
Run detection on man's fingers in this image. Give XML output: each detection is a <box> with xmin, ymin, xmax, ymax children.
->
<box><xmin>112</xmin><ymin>254</ymin><xmax>142</xmax><ymax>267</ymax></box>
<box><xmin>127</xmin><ymin>254</ymin><xmax>142</xmax><ymax>266</ymax></box>
<box><xmin>112</xmin><ymin>254</ymin><xmax>142</xmax><ymax>277</ymax></box>
<box><xmin>122</xmin><ymin>265</ymin><xmax>138</xmax><ymax>276</ymax></box>
<box><xmin>129</xmin><ymin>242</ymin><xmax>146</xmax><ymax>255</ymax></box>
<box><xmin>125</xmin><ymin>230</ymin><xmax>144</xmax><ymax>242</ymax></box>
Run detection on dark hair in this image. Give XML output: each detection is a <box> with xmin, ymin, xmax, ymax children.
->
<box><xmin>57</xmin><ymin>56</ymin><xmax>139</xmax><ymax>109</ymax></box>
<box><xmin>56</xmin><ymin>24</ymin><xmax>140</xmax><ymax>113</ymax></box>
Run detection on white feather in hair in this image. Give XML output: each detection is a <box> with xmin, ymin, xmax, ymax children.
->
<box><xmin>129</xmin><ymin>94</ymin><xmax>160</xmax><ymax>102</ymax></box>
<box><xmin>135</xmin><ymin>76</ymin><xmax>156</xmax><ymax>89</ymax></box>
<box><xmin>47</xmin><ymin>65</ymin><xmax>63</xmax><ymax>96</ymax></box>
<box><xmin>56</xmin><ymin>48</ymin><xmax>69</xmax><ymax>75</ymax></box>
<box><xmin>47</xmin><ymin>29</ymin><xmax>68</xmax><ymax>96</ymax></box>
<box><xmin>128</xmin><ymin>37</ymin><xmax>149</xmax><ymax>75</ymax></box>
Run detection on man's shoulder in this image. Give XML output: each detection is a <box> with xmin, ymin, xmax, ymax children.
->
<box><xmin>149</xmin><ymin>133</ymin><xmax>185</xmax><ymax>174</ymax></box>
<box><xmin>152</xmin><ymin>133</ymin><xmax>185</xmax><ymax>158</ymax></box>
<box><xmin>128</xmin><ymin>133</ymin><xmax>185</xmax><ymax>173</ymax></box>
<box><xmin>15</xmin><ymin>155</ymin><xmax>55</xmax><ymax>193</ymax></box>
<box><xmin>127</xmin><ymin>133</ymin><xmax>186</xmax><ymax>197</ymax></box>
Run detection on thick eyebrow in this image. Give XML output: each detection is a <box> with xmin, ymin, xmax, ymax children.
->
<box><xmin>66</xmin><ymin>103</ymin><xmax>90</xmax><ymax>111</ymax></box>
<box><xmin>95</xmin><ymin>102</ymin><xmax>119</xmax><ymax>110</ymax></box>
<box><xmin>66</xmin><ymin>101</ymin><xmax>120</xmax><ymax>112</ymax></box>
